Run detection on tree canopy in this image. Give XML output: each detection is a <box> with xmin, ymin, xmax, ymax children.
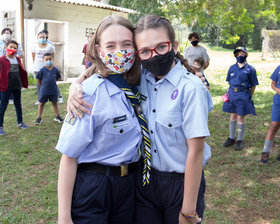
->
<box><xmin>110</xmin><ymin>0</ymin><xmax>280</xmax><ymax>50</ymax></box>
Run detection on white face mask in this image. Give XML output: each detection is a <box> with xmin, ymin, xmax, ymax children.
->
<box><xmin>3</xmin><ymin>33</ymin><xmax>11</xmax><ymax>41</ymax></box>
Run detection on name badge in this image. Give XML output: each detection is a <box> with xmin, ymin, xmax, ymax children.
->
<box><xmin>113</xmin><ymin>115</ymin><xmax>127</xmax><ymax>123</ymax></box>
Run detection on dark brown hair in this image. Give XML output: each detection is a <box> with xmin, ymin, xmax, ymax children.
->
<box><xmin>86</xmin><ymin>15</ymin><xmax>140</xmax><ymax>86</ymax></box>
<box><xmin>1</xmin><ymin>28</ymin><xmax>12</xmax><ymax>35</ymax></box>
<box><xmin>188</xmin><ymin>32</ymin><xmax>200</xmax><ymax>41</ymax></box>
<box><xmin>135</xmin><ymin>15</ymin><xmax>194</xmax><ymax>74</ymax></box>
<box><xmin>193</xmin><ymin>57</ymin><xmax>204</xmax><ymax>67</ymax></box>
<box><xmin>5</xmin><ymin>39</ymin><xmax>18</xmax><ymax>47</ymax></box>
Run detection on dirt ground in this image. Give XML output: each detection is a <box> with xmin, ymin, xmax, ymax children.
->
<box><xmin>204</xmin><ymin>46</ymin><xmax>280</xmax><ymax>76</ymax></box>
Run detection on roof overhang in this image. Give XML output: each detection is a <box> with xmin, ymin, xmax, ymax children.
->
<box><xmin>50</xmin><ymin>0</ymin><xmax>137</xmax><ymax>14</ymax></box>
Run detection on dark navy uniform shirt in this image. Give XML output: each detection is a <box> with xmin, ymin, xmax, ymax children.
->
<box><xmin>270</xmin><ymin>65</ymin><xmax>280</xmax><ymax>88</ymax></box>
<box><xmin>36</xmin><ymin>66</ymin><xmax>61</xmax><ymax>96</ymax></box>
<box><xmin>226</xmin><ymin>63</ymin><xmax>259</xmax><ymax>88</ymax></box>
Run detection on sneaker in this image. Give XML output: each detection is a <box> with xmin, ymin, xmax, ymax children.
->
<box><xmin>260</xmin><ymin>152</ymin><xmax>269</xmax><ymax>164</ymax></box>
<box><xmin>34</xmin><ymin>117</ymin><xmax>42</xmax><ymax>125</ymax></box>
<box><xmin>58</xmin><ymin>97</ymin><xmax>64</xmax><ymax>104</ymax></box>
<box><xmin>0</xmin><ymin>127</ymin><xmax>5</xmax><ymax>136</ymax></box>
<box><xmin>54</xmin><ymin>115</ymin><xmax>64</xmax><ymax>123</ymax></box>
<box><xmin>234</xmin><ymin>140</ymin><xmax>244</xmax><ymax>151</ymax></box>
<box><xmin>17</xmin><ymin>122</ymin><xmax>29</xmax><ymax>129</ymax></box>
<box><xmin>34</xmin><ymin>101</ymin><xmax>39</xmax><ymax>105</ymax></box>
<box><xmin>223</xmin><ymin>137</ymin><xmax>235</xmax><ymax>147</ymax></box>
<box><xmin>9</xmin><ymin>99</ymin><xmax>14</xmax><ymax>104</ymax></box>
<box><xmin>277</xmin><ymin>152</ymin><xmax>280</xmax><ymax>162</ymax></box>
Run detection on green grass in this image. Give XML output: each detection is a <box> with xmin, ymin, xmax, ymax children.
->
<box><xmin>1</xmin><ymin>69</ymin><xmax>280</xmax><ymax>223</ymax></box>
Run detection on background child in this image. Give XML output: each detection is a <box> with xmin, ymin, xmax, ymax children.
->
<box><xmin>0</xmin><ymin>40</ymin><xmax>29</xmax><ymax>136</ymax></box>
<box><xmin>260</xmin><ymin>65</ymin><xmax>280</xmax><ymax>163</ymax></box>
<box><xmin>41</xmin><ymin>29</ymin><xmax>64</xmax><ymax>104</ymax></box>
<box><xmin>35</xmin><ymin>53</ymin><xmax>63</xmax><ymax>125</ymax></box>
<box><xmin>32</xmin><ymin>31</ymin><xmax>55</xmax><ymax>105</ymax></box>
<box><xmin>192</xmin><ymin>57</ymin><xmax>210</xmax><ymax>90</ymax></box>
<box><xmin>222</xmin><ymin>47</ymin><xmax>258</xmax><ymax>150</ymax></box>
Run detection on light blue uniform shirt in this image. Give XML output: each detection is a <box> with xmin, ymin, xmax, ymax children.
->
<box><xmin>139</xmin><ymin>60</ymin><xmax>213</xmax><ymax>173</ymax></box>
<box><xmin>0</xmin><ymin>39</ymin><xmax>24</xmax><ymax>57</ymax></box>
<box><xmin>56</xmin><ymin>74</ymin><xmax>142</xmax><ymax>165</ymax></box>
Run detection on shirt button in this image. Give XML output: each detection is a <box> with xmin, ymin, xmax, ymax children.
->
<box><xmin>154</xmin><ymin>88</ymin><xmax>157</xmax><ymax>91</ymax></box>
<box><xmin>120</xmin><ymin>129</ymin><xmax>124</xmax><ymax>133</ymax></box>
<box><xmin>152</xmin><ymin>109</ymin><xmax>156</xmax><ymax>113</ymax></box>
<box><xmin>150</xmin><ymin>130</ymin><xmax>153</xmax><ymax>134</ymax></box>
<box><xmin>168</xmin><ymin>124</ymin><xmax>172</xmax><ymax>127</ymax></box>
<box><xmin>154</xmin><ymin>149</ymin><xmax>157</xmax><ymax>153</ymax></box>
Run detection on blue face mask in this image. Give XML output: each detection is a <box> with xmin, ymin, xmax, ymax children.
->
<box><xmin>236</xmin><ymin>55</ymin><xmax>247</xmax><ymax>63</ymax></box>
<box><xmin>38</xmin><ymin>38</ymin><xmax>46</xmax><ymax>44</ymax></box>
<box><xmin>45</xmin><ymin>60</ymin><xmax>53</xmax><ymax>67</ymax></box>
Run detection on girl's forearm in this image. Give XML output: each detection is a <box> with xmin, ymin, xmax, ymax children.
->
<box><xmin>57</xmin><ymin>154</ymin><xmax>77</xmax><ymax>222</ymax></box>
<box><xmin>181</xmin><ymin>137</ymin><xmax>204</xmax><ymax>215</ymax></box>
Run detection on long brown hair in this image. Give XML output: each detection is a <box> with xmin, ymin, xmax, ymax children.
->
<box><xmin>135</xmin><ymin>15</ymin><xmax>194</xmax><ymax>74</ymax></box>
<box><xmin>86</xmin><ymin>15</ymin><xmax>141</xmax><ymax>86</ymax></box>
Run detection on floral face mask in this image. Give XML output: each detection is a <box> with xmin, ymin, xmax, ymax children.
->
<box><xmin>100</xmin><ymin>48</ymin><xmax>135</xmax><ymax>74</ymax></box>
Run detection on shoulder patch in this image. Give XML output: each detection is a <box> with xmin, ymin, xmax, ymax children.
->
<box><xmin>82</xmin><ymin>74</ymin><xmax>104</xmax><ymax>96</ymax></box>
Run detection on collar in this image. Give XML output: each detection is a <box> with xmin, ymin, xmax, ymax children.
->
<box><xmin>105</xmin><ymin>77</ymin><xmax>124</xmax><ymax>96</ymax></box>
<box><xmin>235</xmin><ymin>62</ymin><xmax>248</xmax><ymax>69</ymax></box>
<box><xmin>145</xmin><ymin>59</ymin><xmax>182</xmax><ymax>87</ymax></box>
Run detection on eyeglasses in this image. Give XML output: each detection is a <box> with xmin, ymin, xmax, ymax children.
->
<box><xmin>137</xmin><ymin>41</ymin><xmax>171</xmax><ymax>60</ymax></box>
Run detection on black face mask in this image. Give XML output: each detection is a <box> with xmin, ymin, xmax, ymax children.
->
<box><xmin>141</xmin><ymin>49</ymin><xmax>175</xmax><ymax>77</ymax></box>
<box><xmin>191</xmin><ymin>40</ymin><xmax>199</xmax><ymax>46</ymax></box>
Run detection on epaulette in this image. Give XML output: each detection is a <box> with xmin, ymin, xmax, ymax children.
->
<box><xmin>82</xmin><ymin>74</ymin><xmax>104</xmax><ymax>96</ymax></box>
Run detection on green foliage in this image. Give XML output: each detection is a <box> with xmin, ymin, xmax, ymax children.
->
<box><xmin>163</xmin><ymin>0</ymin><xmax>280</xmax><ymax>50</ymax></box>
<box><xmin>28</xmin><ymin>73</ymin><xmax>36</xmax><ymax>86</ymax></box>
<box><xmin>109</xmin><ymin>0</ymin><xmax>164</xmax><ymax>23</ymax></box>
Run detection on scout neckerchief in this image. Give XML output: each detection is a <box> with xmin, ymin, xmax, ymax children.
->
<box><xmin>107</xmin><ymin>74</ymin><xmax>151</xmax><ymax>186</ymax></box>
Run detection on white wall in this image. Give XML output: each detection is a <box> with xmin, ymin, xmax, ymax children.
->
<box><xmin>0</xmin><ymin>1</ymin><xmax>22</xmax><ymax>46</ymax></box>
<box><xmin>24</xmin><ymin>0</ymin><xmax>128</xmax><ymax>77</ymax></box>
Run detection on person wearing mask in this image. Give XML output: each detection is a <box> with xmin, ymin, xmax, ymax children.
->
<box><xmin>32</xmin><ymin>31</ymin><xmax>55</xmax><ymax>105</ymax></box>
<box><xmin>0</xmin><ymin>28</ymin><xmax>24</xmax><ymax>104</ymax></box>
<box><xmin>184</xmin><ymin>32</ymin><xmax>210</xmax><ymax>71</ymax></box>
<box><xmin>41</xmin><ymin>29</ymin><xmax>64</xmax><ymax>104</ymax></box>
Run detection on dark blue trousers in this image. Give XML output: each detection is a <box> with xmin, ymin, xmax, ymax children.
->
<box><xmin>134</xmin><ymin>163</ymin><xmax>205</xmax><ymax>224</ymax></box>
<box><xmin>71</xmin><ymin>167</ymin><xmax>136</xmax><ymax>224</ymax></box>
<box><xmin>0</xmin><ymin>89</ymin><xmax>22</xmax><ymax>127</ymax></box>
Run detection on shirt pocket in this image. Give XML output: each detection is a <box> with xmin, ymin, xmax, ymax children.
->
<box><xmin>105</xmin><ymin>117</ymin><xmax>134</xmax><ymax>136</ymax></box>
<box><xmin>155</xmin><ymin>112</ymin><xmax>183</xmax><ymax>145</ymax></box>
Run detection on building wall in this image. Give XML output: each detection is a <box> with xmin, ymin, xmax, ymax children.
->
<box><xmin>24</xmin><ymin>0</ymin><xmax>128</xmax><ymax>78</ymax></box>
<box><xmin>0</xmin><ymin>1</ymin><xmax>22</xmax><ymax>46</ymax></box>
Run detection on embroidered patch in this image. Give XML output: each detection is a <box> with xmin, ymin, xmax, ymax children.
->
<box><xmin>113</xmin><ymin>115</ymin><xmax>127</xmax><ymax>123</ymax></box>
<box><xmin>171</xmin><ymin>89</ymin><xmax>179</xmax><ymax>100</ymax></box>
<box><xmin>64</xmin><ymin>113</ymin><xmax>76</xmax><ymax>125</ymax></box>
<box><xmin>64</xmin><ymin>109</ymin><xmax>85</xmax><ymax>126</ymax></box>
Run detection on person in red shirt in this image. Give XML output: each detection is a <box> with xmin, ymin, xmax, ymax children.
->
<box><xmin>82</xmin><ymin>32</ymin><xmax>94</xmax><ymax>69</ymax></box>
<box><xmin>0</xmin><ymin>40</ymin><xmax>29</xmax><ymax>136</ymax></box>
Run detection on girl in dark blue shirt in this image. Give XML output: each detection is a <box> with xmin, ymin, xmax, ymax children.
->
<box><xmin>260</xmin><ymin>65</ymin><xmax>280</xmax><ymax>163</ymax></box>
<box><xmin>222</xmin><ymin>47</ymin><xmax>259</xmax><ymax>150</ymax></box>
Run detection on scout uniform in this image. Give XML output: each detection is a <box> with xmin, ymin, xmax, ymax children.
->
<box><xmin>135</xmin><ymin>60</ymin><xmax>213</xmax><ymax>223</ymax></box>
<box><xmin>222</xmin><ymin>59</ymin><xmax>259</xmax><ymax>116</ymax></box>
<box><xmin>270</xmin><ymin>65</ymin><xmax>280</xmax><ymax>122</ymax></box>
<box><xmin>56</xmin><ymin>74</ymin><xmax>142</xmax><ymax>224</ymax></box>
